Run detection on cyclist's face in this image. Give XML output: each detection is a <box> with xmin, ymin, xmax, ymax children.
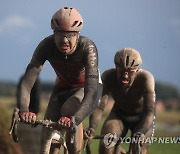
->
<box><xmin>116</xmin><ymin>67</ymin><xmax>137</xmax><ymax>88</ymax></box>
<box><xmin>54</xmin><ymin>31</ymin><xmax>79</xmax><ymax>54</ymax></box>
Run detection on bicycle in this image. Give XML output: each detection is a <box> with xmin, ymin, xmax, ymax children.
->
<box><xmin>83</xmin><ymin>134</ymin><xmax>142</xmax><ymax>154</ymax></box>
<box><xmin>9</xmin><ymin>108</ymin><xmax>77</xmax><ymax>154</ymax></box>
<box><xmin>9</xmin><ymin>108</ymin><xmax>142</xmax><ymax>154</ymax></box>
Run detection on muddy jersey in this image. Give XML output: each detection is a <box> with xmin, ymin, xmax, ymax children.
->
<box><xmin>19</xmin><ymin>35</ymin><xmax>99</xmax><ymax>118</ymax></box>
<box><xmin>101</xmin><ymin>68</ymin><xmax>156</xmax><ymax>134</ymax></box>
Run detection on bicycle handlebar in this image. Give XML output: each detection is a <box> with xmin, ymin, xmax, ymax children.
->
<box><xmin>83</xmin><ymin>135</ymin><xmax>142</xmax><ymax>154</ymax></box>
<box><xmin>9</xmin><ymin>108</ymin><xmax>76</xmax><ymax>144</ymax></box>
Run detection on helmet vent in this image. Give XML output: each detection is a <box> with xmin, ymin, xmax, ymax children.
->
<box><xmin>72</xmin><ymin>21</ymin><xmax>79</xmax><ymax>27</ymax></box>
<box><xmin>131</xmin><ymin>60</ymin><xmax>135</xmax><ymax>67</ymax></box>
<box><xmin>126</xmin><ymin>56</ymin><xmax>129</xmax><ymax>67</ymax></box>
<box><xmin>71</xmin><ymin>21</ymin><xmax>83</xmax><ymax>28</ymax></box>
<box><xmin>77</xmin><ymin>22</ymin><xmax>83</xmax><ymax>27</ymax></box>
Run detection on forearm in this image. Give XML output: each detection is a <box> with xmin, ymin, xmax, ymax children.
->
<box><xmin>19</xmin><ymin>64</ymin><xmax>42</xmax><ymax>111</ymax></box>
<box><xmin>74</xmin><ymin>83</ymin><xmax>98</xmax><ymax>125</ymax></box>
<box><xmin>136</xmin><ymin>110</ymin><xmax>154</xmax><ymax>134</ymax></box>
<box><xmin>89</xmin><ymin>108</ymin><xmax>104</xmax><ymax>130</ymax></box>
<box><xmin>89</xmin><ymin>94</ymin><xmax>109</xmax><ymax>130</ymax></box>
<box><xmin>74</xmin><ymin>64</ymin><xmax>100</xmax><ymax>124</ymax></box>
<box><xmin>137</xmin><ymin>98</ymin><xmax>155</xmax><ymax>134</ymax></box>
<box><xmin>137</xmin><ymin>90</ymin><xmax>156</xmax><ymax>134</ymax></box>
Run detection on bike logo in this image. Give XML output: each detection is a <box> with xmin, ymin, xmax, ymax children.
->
<box><xmin>103</xmin><ymin>132</ymin><xmax>118</xmax><ymax>148</ymax></box>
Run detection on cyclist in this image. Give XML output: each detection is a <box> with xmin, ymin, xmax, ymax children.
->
<box><xmin>17</xmin><ymin>6</ymin><xmax>101</xmax><ymax>154</ymax></box>
<box><xmin>84</xmin><ymin>48</ymin><xmax>156</xmax><ymax>154</ymax></box>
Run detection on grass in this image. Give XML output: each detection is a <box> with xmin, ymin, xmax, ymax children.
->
<box><xmin>156</xmin><ymin>111</ymin><xmax>180</xmax><ymax>124</ymax></box>
<box><xmin>82</xmin><ymin>105</ymin><xmax>180</xmax><ymax>154</ymax></box>
<box><xmin>0</xmin><ymin>96</ymin><xmax>180</xmax><ymax>154</ymax></box>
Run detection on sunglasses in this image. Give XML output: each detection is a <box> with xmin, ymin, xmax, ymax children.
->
<box><xmin>116</xmin><ymin>68</ymin><xmax>137</xmax><ymax>76</ymax></box>
<box><xmin>54</xmin><ymin>31</ymin><xmax>78</xmax><ymax>38</ymax></box>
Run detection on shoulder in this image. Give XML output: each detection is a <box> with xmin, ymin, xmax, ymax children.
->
<box><xmin>102</xmin><ymin>68</ymin><xmax>116</xmax><ymax>81</ymax></box>
<box><xmin>136</xmin><ymin>69</ymin><xmax>155</xmax><ymax>90</ymax></box>
<box><xmin>31</xmin><ymin>35</ymin><xmax>55</xmax><ymax>63</ymax></box>
<box><xmin>78</xmin><ymin>36</ymin><xmax>97</xmax><ymax>51</ymax></box>
<box><xmin>137</xmin><ymin>69</ymin><xmax>154</xmax><ymax>81</ymax></box>
<box><xmin>35</xmin><ymin>35</ymin><xmax>56</xmax><ymax>55</ymax></box>
<box><xmin>79</xmin><ymin>36</ymin><xmax>96</xmax><ymax>45</ymax></box>
<box><xmin>101</xmin><ymin>69</ymin><xmax>116</xmax><ymax>89</ymax></box>
<box><xmin>77</xmin><ymin>36</ymin><xmax>98</xmax><ymax>66</ymax></box>
<box><xmin>38</xmin><ymin>35</ymin><xmax>55</xmax><ymax>47</ymax></box>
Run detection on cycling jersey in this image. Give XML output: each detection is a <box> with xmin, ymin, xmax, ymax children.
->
<box><xmin>92</xmin><ymin>68</ymin><xmax>156</xmax><ymax>134</ymax></box>
<box><xmin>18</xmin><ymin>35</ymin><xmax>99</xmax><ymax>125</ymax></box>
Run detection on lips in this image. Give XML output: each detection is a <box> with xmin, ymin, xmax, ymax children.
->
<box><xmin>121</xmin><ymin>78</ymin><xmax>130</xmax><ymax>85</ymax></box>
<box><xmin>59</xmin><ymin>44</ymin><xmax>70</xmax><ymax>50</ymax></box>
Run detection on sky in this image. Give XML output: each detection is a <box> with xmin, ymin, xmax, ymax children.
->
<box><xmin>0</xmin><ymin>0</ymin><xmax>180</xmax><ymax>89</ymax></box>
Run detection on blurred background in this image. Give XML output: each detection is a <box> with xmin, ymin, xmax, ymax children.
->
<box><xmin>0</xmin><ymin>0</ymin><xmax>179</xmax><ymax>154</ymax></box>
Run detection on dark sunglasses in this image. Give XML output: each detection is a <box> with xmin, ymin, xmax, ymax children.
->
<box><xmin>117</xmin><ymin>68</ymin><xmax>137</xmax><ymax>76</ymax></box>
<box><xmin>54</xmin><ymin>31</ymin><xmax>78</xmax><ymax>38</ymax></box>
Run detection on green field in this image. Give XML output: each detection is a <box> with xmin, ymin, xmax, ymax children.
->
<box><xmin>0</xmin><ymin>96</ymin><xmax>179</xmax><ymax>154</ymax></box>
<box><xmin>82</xmin><ymin>111</ymin><xmax>180</xmax><ymax>154</ymax></box>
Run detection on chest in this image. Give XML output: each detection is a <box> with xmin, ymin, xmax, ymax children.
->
<box><xmin>48</xmin><ymin>50</ymin><xmax>85</xmax><ymax>76</ymax></box>
<box><xmin>110</xmin><ymin>84</ymin><xmax>143</xmax><ymax>106</ymax></box>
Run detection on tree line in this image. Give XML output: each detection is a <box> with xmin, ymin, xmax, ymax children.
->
<box><xmin>0</xmin><ymin>80</ymin><xmax>179</xmax><ymax>110</ymax></box>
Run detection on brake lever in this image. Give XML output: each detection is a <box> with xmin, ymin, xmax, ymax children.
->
<box><xmin>70</xmin><ymin>116</ymin><xmax>77</xmax><ymax>152</ymax></box>
<box><xmin>9</xmin><ymin>108</ymin><xmax>20</xmax><ymax>142</ymax></box>
<box><xmin>9</xmin><ymin>108</ymin><xmax>60</xmax><ymax>142</ymax></box>
<box><xmin>70</xmin><ymin>116</ymin><xmax>76</xmax><ymax>143</ymax></box>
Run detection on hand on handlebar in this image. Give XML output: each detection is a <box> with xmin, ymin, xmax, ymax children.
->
<box><xmin>83</xmin><ymin>128</ymin><xmax>95</xmax><ymax>140</ymax></box>
<box><xmin>58</xmin><ymin>117</ymin><xmax>71</xmax><ymax>128</ymax></box>
<box><xmin>133</xmin><ymin>132</ymin><xmax>146</xmax><ymax>146</ymax></box>
<box><xmin>20</xmin><ymin>111</ymin><xmax>37</xmax><ymax>124</ymax></box>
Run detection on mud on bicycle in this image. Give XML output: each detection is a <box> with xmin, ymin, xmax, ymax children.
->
<box><xmin>9</xmin><ymin>108</ymin><xmax>78</xmax><ymax>154</ymax></box>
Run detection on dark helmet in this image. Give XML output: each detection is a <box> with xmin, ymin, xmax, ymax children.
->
<box><xmin>114</xmin><ymin>48</ymin><xmax>142</xmax><ymax>70</ymax></box>
<box><xmin>51</xmin><ymin>7</ymin><xmax>83</xmax><ymax>31</ymax></box>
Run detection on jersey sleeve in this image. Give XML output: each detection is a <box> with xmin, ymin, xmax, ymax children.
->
<box><xmin>88</xmin><ymin>70</ymin><xmax>111</xmax><ymax>129</ymax></box>
<box><xmin>136</xmin><ymin>71</ymin><xmax>156</xmax><ymax>134</ymax></box>
<box><xmin>18</xmin><ymin>37</ymin><xmax>50</xmax><ymax>112</ymax></box>
<box><xmin>74</xmin><ymin>40</ymin><xmax>99</xmax><ymax>125</ymax></box>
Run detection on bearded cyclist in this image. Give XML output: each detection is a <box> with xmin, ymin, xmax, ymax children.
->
<box><xmin>17</xmin><ymin>6</ymin><xmax>101</xmax><ymax>154</ymax></box>
<box><xmin>84</xmin><ymin>48</ymin><xmax>156</xmax><ymax>154</ymax></box>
